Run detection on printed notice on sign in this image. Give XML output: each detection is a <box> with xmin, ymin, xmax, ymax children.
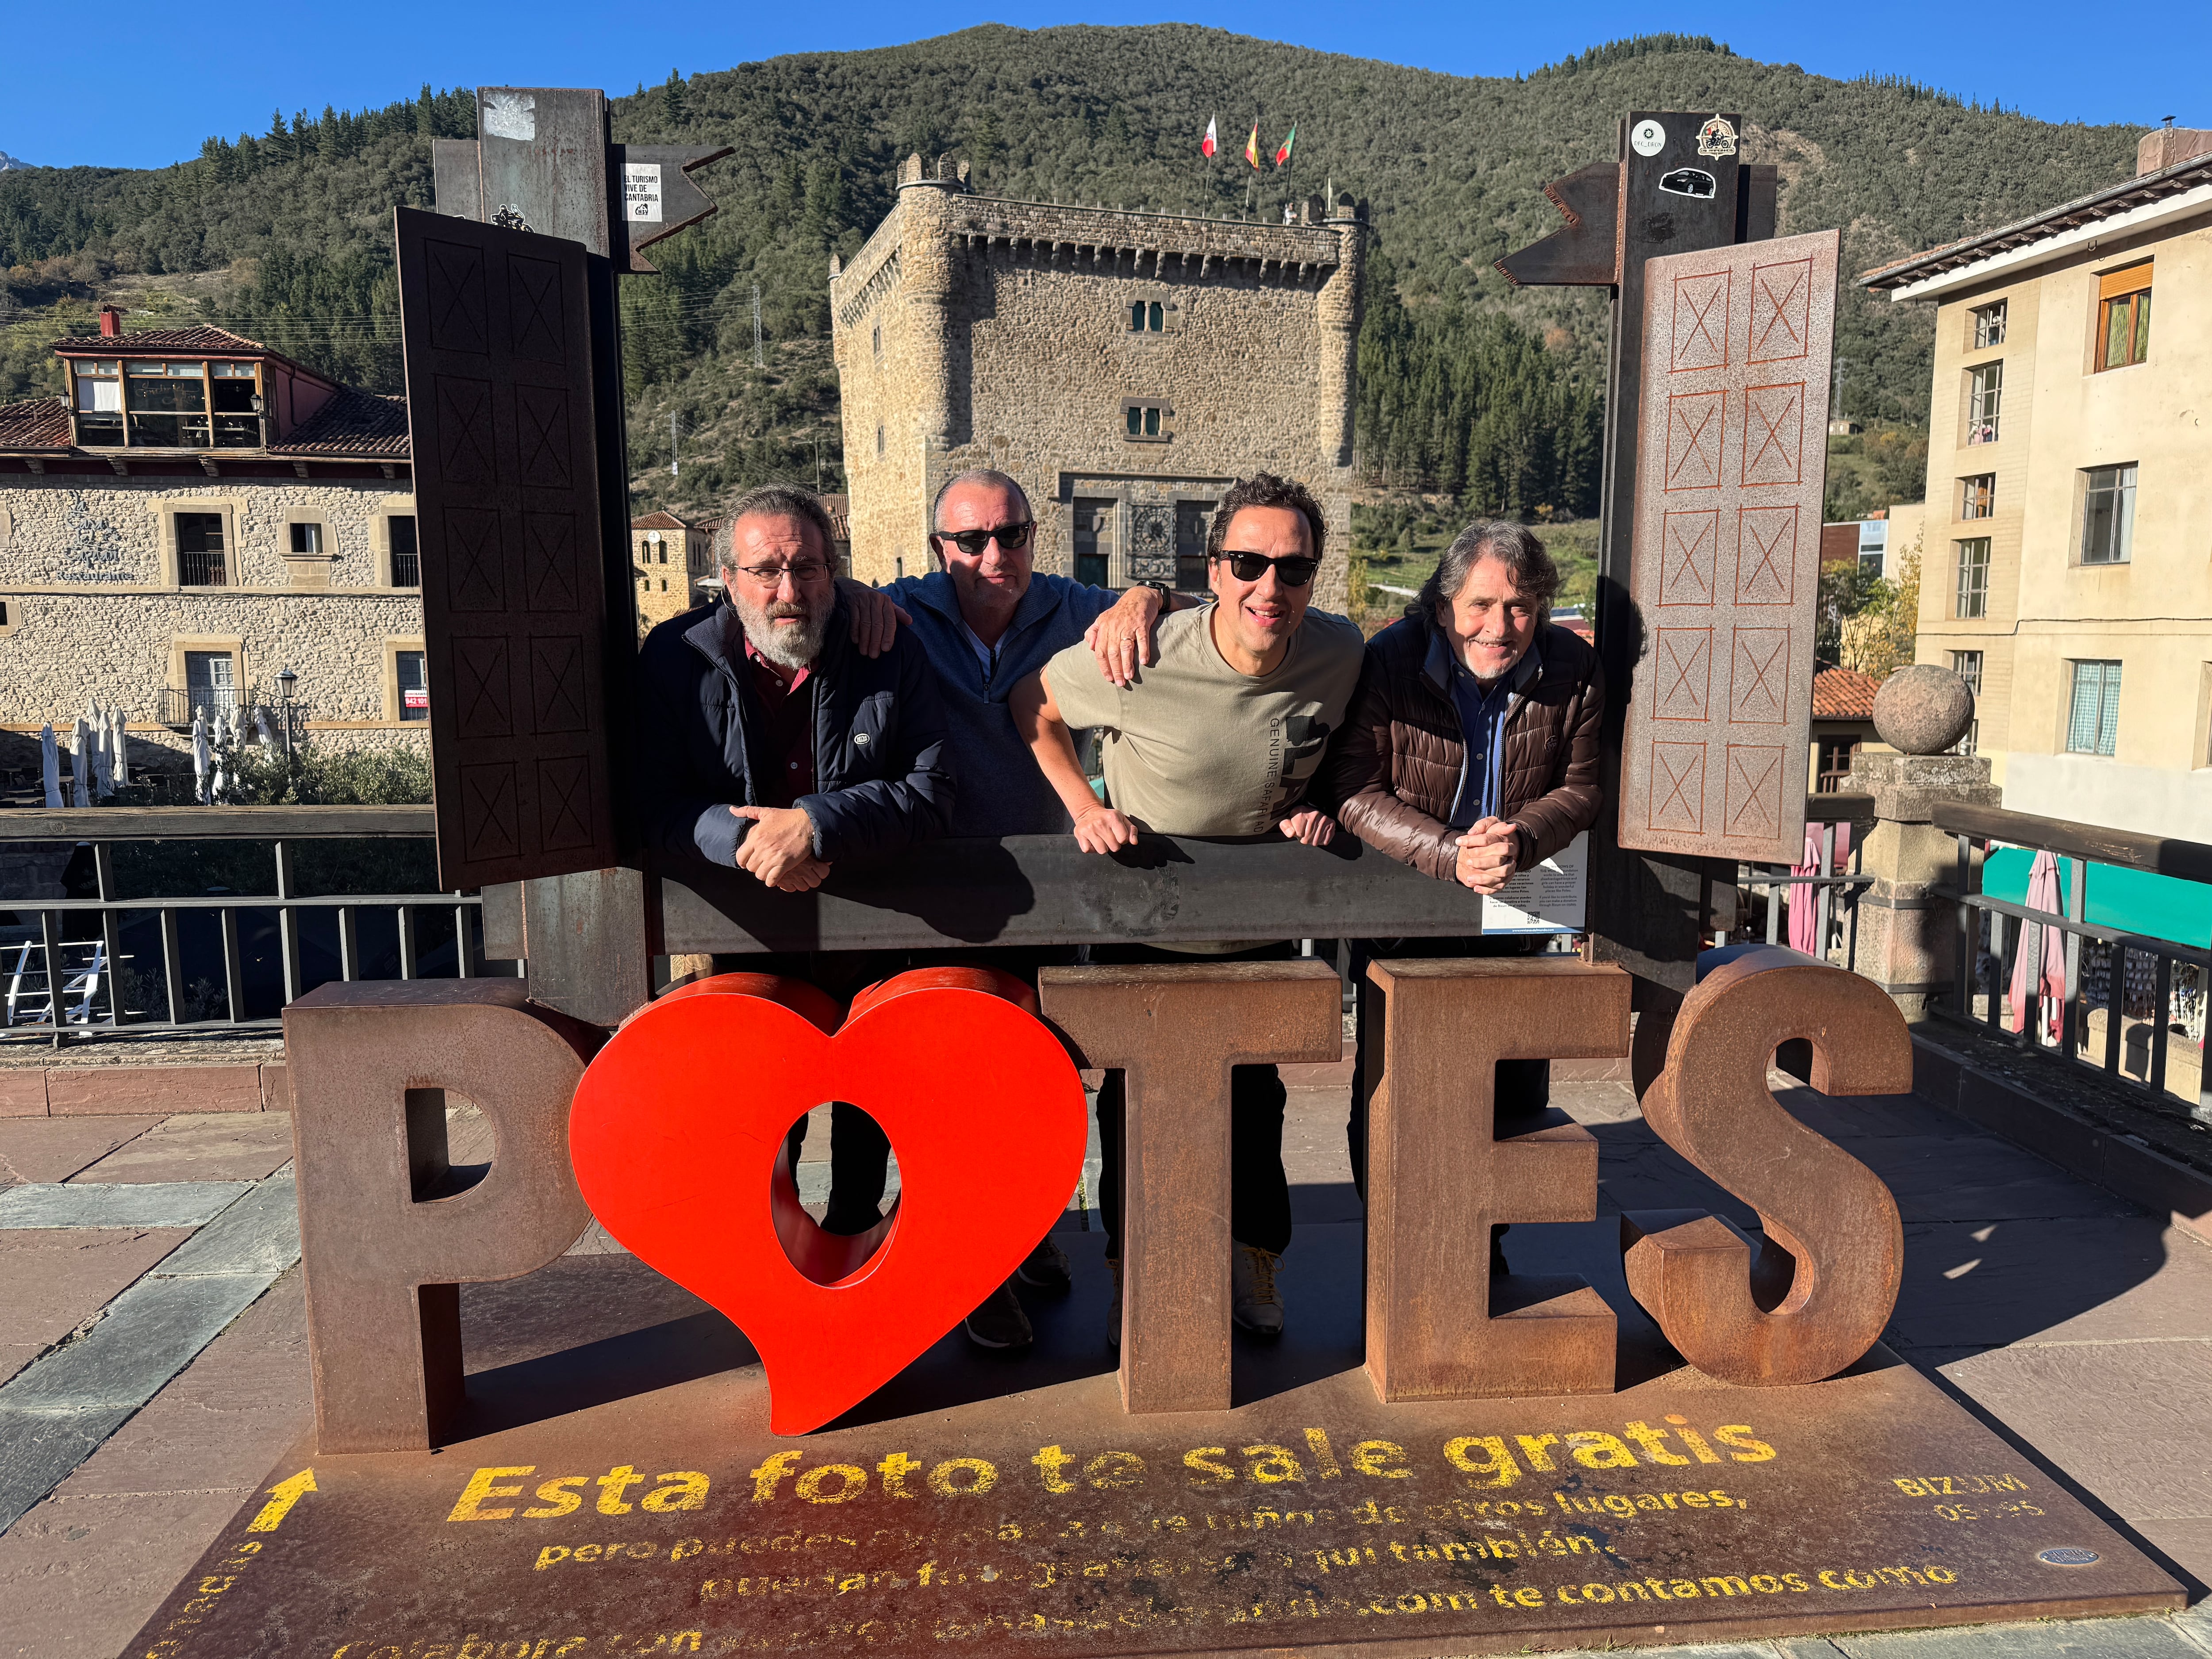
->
<box><xmin>623</xmin><ymin>163</ymin><xmax>664</xmax><ymax>223</ymax></box>
<box><xmin>1483</xmin><ymin>830</ymin><xmax>1589</xmax><ymax>934</ymax></box>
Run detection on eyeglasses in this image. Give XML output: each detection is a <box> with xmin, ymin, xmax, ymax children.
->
<box><xmin>931</xmin><ymin>521</ymin><xmax>1034</xmax><ymax>557</ymax></box>
<box><xmin>731</xmin><ymin>559</ymin><xmax>833</xmax><ymax>586</ymax></box>
<box><xmin>1217</xmin><ymin>550</ymin><xmax>1318</xmax><ymax>588</ymax></box>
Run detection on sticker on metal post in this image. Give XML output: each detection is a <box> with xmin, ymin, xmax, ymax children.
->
<box><xmin>1632</xmin><ymin>118</ymin><xmax>1667</xmax><ymax>157</ymax></box>
<box><xmin>1659</xmin><ymin>168</ymin><xmax>1718</xmax><ymax>200</ymax></box>
<box><xmin>1697</xmin><ymin>114</ymin><xmax>1740</xmax><ymax>158</ymax></box>
<box><xmin>623</xmin><ymin>163</ymin><xmax>664</xmax><ymax>223</ymax></box>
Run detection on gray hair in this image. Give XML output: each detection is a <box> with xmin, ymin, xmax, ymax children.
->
<box><xmin>931</xmin><ymin>468</ymin><xmax>1033</xmax><ymax>531</ymax></box>
<box><xmin>1411</xmin><ymin>519</ymin><xmax>1561</xmax><ymax>622</ymax></box>
<box><xmin>714</xmin><ymin>484</ymin><xmax>836</xmax><ymax>568</ymax></box>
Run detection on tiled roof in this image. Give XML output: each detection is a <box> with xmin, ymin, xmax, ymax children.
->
<box><xmin>633</xmin><ymin>510</ymin><xmax>692</xmax><ymax>530</ymax></box>
<box><xmin>269</xmin><ymin>388</ymin><xmax>410</xmax><ymax>458</ymax></box>
<box><xmin>0</xmin><ymin>396</ymin><xmax>69</xmax><ymax>452</ymax></box>
<box><xmin>1813</xmin><ymin>666</ymin><xmax>1881</xmax><ymax>721</ymax></box>
<box><xmin>49</xmin><ymin>325</ymin><xmax>272</xmax><ymax>356</ymax></box>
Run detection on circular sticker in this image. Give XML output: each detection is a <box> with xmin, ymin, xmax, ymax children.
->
<box><xmin>2036</xmin><ymin>1547</ymin><xmax>2101</xmax><ymax>1567</ymax></box>
<box><xmin>1631</xmin><ymin>119</ymin><xmax>1667</xmax><ymax>157</ymax></box>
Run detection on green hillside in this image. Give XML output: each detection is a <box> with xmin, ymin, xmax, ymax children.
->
<box><xmin>0</xmin><ymin>29</ymin><xmax>2140</xmax><ymax>521</ymax></box>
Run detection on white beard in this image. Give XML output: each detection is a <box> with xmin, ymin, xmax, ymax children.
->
<box><xmin>733</xmin><ymin>593</ymin><xmax>829</xmax><ymax>671</ymax></box>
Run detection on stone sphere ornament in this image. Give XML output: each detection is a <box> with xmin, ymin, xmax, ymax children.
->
<box><xmin>1873</xmin><ymin>664</ymin><xmax>1975</xmax><ymax>756</ymax></box>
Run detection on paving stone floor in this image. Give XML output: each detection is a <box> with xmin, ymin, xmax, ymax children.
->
<box><xmin>0</xmin><ymin>1064</ymin><xmax>2208</xmax><ymax>1657</ymax></box>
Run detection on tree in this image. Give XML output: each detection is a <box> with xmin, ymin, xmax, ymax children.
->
<box><xmin>663</xmin><ymin>70</ymin><xmax>689</xmax><ymax>130</ymax></box>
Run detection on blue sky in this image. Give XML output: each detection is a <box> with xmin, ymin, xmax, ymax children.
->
<box><xmin>6</xmin><ymin>2</ymin><xmax>2204</xmax><ymax>171</ymax></box>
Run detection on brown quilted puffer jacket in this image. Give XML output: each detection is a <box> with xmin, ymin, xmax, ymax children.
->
<box><xmin>1320</xmin><ymin>614</ymin><xmax>1605</xmax><ymax>882</ymax></box>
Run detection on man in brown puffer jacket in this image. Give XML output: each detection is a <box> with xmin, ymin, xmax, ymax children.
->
<box><xmin>1319</xmin><ymin>520</ymin><xmax>1605</xmax><ymax>1237</ymax></box>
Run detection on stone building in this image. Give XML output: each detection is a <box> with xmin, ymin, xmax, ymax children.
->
<box><xmin>1865</xmin><ymin>124</ymin><xmax>2212</xmax><ymax>840</ymax></box>
<box><xmin>630</xmin><ymin>509</ymin><xmax>715</xmax><ymax>638</ymax></box>
<box><xmin>0</xmin><ymin>317</ymin><xmax>422</xmax><ymax>757</ymax></box>
<box><xmin>830</xmin><ymin>156</ymin><xmax>1364</xmax><ymax>609</ymax></box>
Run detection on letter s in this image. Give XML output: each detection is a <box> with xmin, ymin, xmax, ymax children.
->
<box><xmin>1622</xmin><ymin>949</ymin><xmax>1910</xmax><ymax>1386</ymax></box>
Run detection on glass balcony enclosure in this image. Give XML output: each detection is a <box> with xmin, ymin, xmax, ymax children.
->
<box><xmin>67</xmin><ymin>358</ymin><xmax>262</xmax><ymax>449</ymax></box>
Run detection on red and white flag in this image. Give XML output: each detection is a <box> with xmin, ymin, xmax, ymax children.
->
<box><xmin>1201</xmin><ymin>115</ymin><xmax>1217</xmax><ymax>158</ymax></box>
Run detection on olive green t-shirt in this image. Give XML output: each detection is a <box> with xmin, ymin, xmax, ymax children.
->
<box><xmin>1042</xmin><ymin>604</ymin><xmax>1366</xmax><ymax>835</ymax></box>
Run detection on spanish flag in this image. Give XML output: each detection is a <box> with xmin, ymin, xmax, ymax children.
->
<box><xmin>1245</xmin><ymin>119</ymin><xmax>1260</xmax><ymax>170</ymax></box>
<box><xmin>1274</xmin><ymin>123</ymin><xmax>1297</xmax><ymax>169</ymax></box>
<box><xmin>1201</xmin><ymin>115</ymin><xmax>1217</xmax><ymax>158</ymax></box>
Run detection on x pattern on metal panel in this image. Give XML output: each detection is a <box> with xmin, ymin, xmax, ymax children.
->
<box><xmin>1620</xmin><ymin>230</ymin><xmax>1839</xmax><ymax>863</ymax></box>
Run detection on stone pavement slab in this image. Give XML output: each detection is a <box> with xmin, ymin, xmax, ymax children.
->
<box><xmin>0</xmin><ymin>1116</ymin><xmax>154</xmax><ymax>1185</ymax></box>
<box><xmin>0</xmin><ymin>1181</ymin><xmax>248</xmax><ymax>1229</ymax></box>
<box><xmin>64</xmin><ymin>1111</ymin><xmax>294</xmax><ymax>1185</ymax></box>
<box><xmin>1826</xmin><ymin>1614</ymin><xmax>2211</xmax><ymax>1654</ymax></box>
<box><xmin>0</xmin><ymin>1486</ymin><xmax>257</xmax><ymax>1659</ymax></box>
<box><xmin>0</xmin><ymin>1227</ymin><xmax>192</xmax><ymax>1389</ymax></box>
<box><xmin>1889</xmin><ymin>1217</ymin><xmax>2198</xmax><ymax>1355</ymax></box>
<box><xmin>153</xmin><ymin>1174</ymin><xmax>299</xmax><ymax>1279</ymax></box>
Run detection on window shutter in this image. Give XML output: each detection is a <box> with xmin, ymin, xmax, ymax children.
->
<box><xmin>396</xmin><ymin>206</ymin><xmax>628</xmax><ymax>891</ymax></box>
<box><xmin>2098</xmin><ymin>263</ymin><xmax>2153</xmax><ymax>300</ymax></box>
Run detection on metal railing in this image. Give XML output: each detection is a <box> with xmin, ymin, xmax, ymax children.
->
<box><xmin>1732</xmin><ymin>795</ymin><xmax>1875</xmax><ymax>971</ymax></box>
<box><xmin>1940</xmin><ymin>801</ymin><xmax>2211</xmax><ymax>1122</ymax></box>
<box><xmin>0</xmin><ymin>806</ymin><xmax>503</xmax><ymax>1038</ymax></box>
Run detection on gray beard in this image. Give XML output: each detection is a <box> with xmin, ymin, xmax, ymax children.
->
<box><xmin>732</xmin><ymin>595</ymin><xmax>828</xmax><ymax>671</ymax></box>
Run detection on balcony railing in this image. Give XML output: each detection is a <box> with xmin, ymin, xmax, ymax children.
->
<box><xmin>0</xmin><ymin>806</ymin><xmax>507</xmax><ymax>1038</ymax></box>
<box><xmin>1732</xmin><ymin>794</ymin><xmax>1875</xmax><ymax>971</ymax></box>
<box><xmin>1941</xmin><ymin>802</ymin><xmax>2210</xmax><ymax>1122</ymax></box>
<box><xmin>178</xmin><ymin>549</ymin><xmax>228</xmax><ymax>587</ymax></box>
<box><xmin>158</xmin><ymin>685</ymin><xmax>247</xmax><ymax>728</ymax></box>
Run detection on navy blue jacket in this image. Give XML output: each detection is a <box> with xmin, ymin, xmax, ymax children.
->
<box><xmin>634</xmin><ymin>598</ymin><xmax>955</xmax><ymax>868</ymax></box>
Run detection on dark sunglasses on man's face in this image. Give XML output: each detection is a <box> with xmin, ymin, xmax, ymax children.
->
<box><xmin>933</xmin><ymin>521</ymin><xmax>1034</xmax><ymax>557</ymax></box>
<box><xmin>1217</xmin><ymin>550</ymin><xmax>1318</xmax><ymax>588</ymax></box>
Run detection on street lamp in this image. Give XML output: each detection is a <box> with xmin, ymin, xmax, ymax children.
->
<box><xmin>276</xmin><ymin>667</ymin><xmax>299</xmax><ymax>760</ymax></box>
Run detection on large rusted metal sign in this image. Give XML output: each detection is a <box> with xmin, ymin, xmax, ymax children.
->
<box><xmin>1617</xmin><ymin>229</ymin><xmax>1841</xmax><ymax>866</ymax></box>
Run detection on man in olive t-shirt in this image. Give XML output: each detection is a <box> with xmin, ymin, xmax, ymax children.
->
<box><xmin>1010</xmin><ymin>474</ymin><xmax>1363</xmax><ymax>1343</ymax></box>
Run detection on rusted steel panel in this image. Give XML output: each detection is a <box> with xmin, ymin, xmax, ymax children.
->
<box><xmin>1362</xmin><ymin>959</ymin><xmax>1631</xmax><ymax>1402</ymax></box>
<box><xmin>1617</xmin><ymin>228</ymin><xmax>1840</xmax><ymax>866</ymax></box>
<box><xmin>1038</xmin><ymin>961</ymin><xmax>1341</xmax><ymax>1413</ymax></box>
<box><xmin>397</xmin><ymin>206</ymin><xmax>623</xmax><ymax>891</ymax></box>
<box><xmin>284</xmin><ymin>980</ymin><xmax>599</xmax><ymax>1452</ymax></box>
<box><xmin>1627</xmin><ymin>947</ymin><xmax>1912</xmax><ymax>1384</ymax></box>
<box><xmin>1492</xmin><ymin>162</ymin><xmax>1620</xmax><ymax>288</ymax></box>
<box><xmin>472</xmin><ymin>87</ymin><xmax>614</xmax><ymax>253</ymax></box>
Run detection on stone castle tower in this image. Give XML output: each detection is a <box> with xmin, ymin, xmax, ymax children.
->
<box><xmin>830</xmin><ymin>155</ymin><xmax>1365</xmax><ymax>610</ymax></box>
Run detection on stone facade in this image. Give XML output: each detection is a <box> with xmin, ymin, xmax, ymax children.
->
<box><xmin>0</xmin><ymin>473</ymin><xmax>427</xmax><ymax>751</ymax></box>
<box><xmin>830</xmin><ymin>156</ymin><xmax>1364</xmax><ymax>610</ymax></box>
<box><xmin>630</xmin><ymin>510</ymin><xmax>715</xmax><ymax>640</ymax></box>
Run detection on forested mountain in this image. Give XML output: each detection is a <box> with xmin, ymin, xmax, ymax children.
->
<box><xmin>0</xmin><ymin>28</ymin><xmax>2141</xmax><ymax>520</ymax></box>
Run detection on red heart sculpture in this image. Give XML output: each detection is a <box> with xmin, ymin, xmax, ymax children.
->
<box><xmin>569</xmin><ymin>971</ymin><xmax>1087</xmax><ymax>1434</ymax></box>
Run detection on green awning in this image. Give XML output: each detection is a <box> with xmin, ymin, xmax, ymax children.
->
<box><xmin>1982</xmin><ymin>849</ymin><xmax>2212</xmax><ymax>950</ymax></box>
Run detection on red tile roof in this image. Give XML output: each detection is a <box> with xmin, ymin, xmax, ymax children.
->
<box><xmin>633</xmin><ymin>510</ymin><xmax>693</xmax><ymax>530</ymax></box>
<box><xmin>1813</xmin><ymin>666</ymin><xmax>1881</xmax><ymax>721</ymax></box>
<box><xmin>50</xmin><ymin>325</ymin><xmax>274</xmax><ymax>357</ymax></box>
<box><xmin>0</xmin><ymin>396</ymin><xmax>70</xmax><ymax>452</ymax></box>
<box><xmin>269</xmin><ymin>388</ymin><xmax>409</xmax><ymax>458</ymax></box>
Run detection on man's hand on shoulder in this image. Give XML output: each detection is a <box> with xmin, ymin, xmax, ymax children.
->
<box><xmin>1278</xmin><ymin>808</ymin><xmax>1337</xmax><ymax>848</ymax></box>
<box><xmin>731</xmin><ymin>805</ymin><xmax>826</xmax><ymax>890</ymax></box>
<box><xmin>837</xmin><ymin>576</ymin><xmax>911</xmax><ymax>658</ymax></box>
<box><xmin>1071</xmin><ymin>802</ymin><xmax>1140</xmax><ymax>855</ymax></box>
<box><xmin>1081</xmin><ymin>584</ymin><xmax>1168</xmax><ymax>689</ymax></box>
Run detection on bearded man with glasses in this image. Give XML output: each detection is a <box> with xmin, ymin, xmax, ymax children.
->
<box><xmin>1010</xmin><ymin>473</ymin><xmax>1364</xmax><ymax>1345</ymax></box>
<box><xmin>635</xmin><ymin>484</ymin><xmax>955</xmax><ymax>1245</ymax></box>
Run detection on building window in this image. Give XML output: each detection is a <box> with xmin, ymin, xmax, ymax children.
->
<box><xmin>1071</xmin><ymin>498</ymin><xmax>1116</xmax><ymax>588</ymax></box>
<box><xmin>871</xmin><ymin>323</ymin><xmax>881</xmax><ymax>359</ymax></box>
<box><xmin>71</xmin><ymin>358</ymin><xmax>123</xmax><ymax>444</ymax></box>
<box><xmin>127</xmin><ymin>361</ymin><xmax>212</xmax><ymax>448</ymax></box>
<box><xmin>2066</xmin><ymin>660</ymin><xmax>2121</xmax><ymax>756</ymax></box>
<box><xmin>289</xmin><ymin>522</ymin><xmax>324</xmax><ymax>556</ymax></box>
<box><xmin>209</xmin><ymin>361</ymin><xmax>260</xmax><ymax>446</ymax></box>
<box><xmin>875</xmin><ymin>424</ymin><xmax>884</xmax><ymax>455</ymax></box>
<box><xmin>1960</xmin><ymin>475</ymin><xmax>1995</xmax><ymax>520</ymax></box>
<box><xmin>1966</xmin><ymin>362</ymin><xmax>2002</xmax><ymax>445</ymax></box>
<box><xmin>396</xmin><ymin>649</ymin><xmax>428</xmax><ymax>722</ymax></box>
<box><xmin>1950</xmin><ymin>649</ymin><xmax>1983</xmax><ymax>756</ymax></box>
<box><xmin>1815</xmin><ymin>735</ymin><xmax>1859</xmax><ymax>791</ymax></box>
<box><xmin>1970</xmin><ymin>300</ymin><xmax>2007</xmax><ymax>349</ymax></box>
<box><xmin>2097</xmin><ymin>265</ymin><xmax>2151</xmax><ymax>371</ymax></box>
<box><xmin>1954</xmin><ymin>538</ymin><xmax>1990</xmax><ymax>619</ymax></box>
<box><xmin>2080</xmin><ymin>464</ymin><xmax>2136</xmax><ymax>565</ymax></box>
<box><xmin>1174</xmin><ymin>499</ymin><xmax>1216</xmax><ymax>591</ymax></box>
<box><xmin>0</xmin><ymin>599</ymin><xmax>15</xmax><ymax>636</ymax></box>
<box><xmin>1857</xmin><ymin>520</ymin><xmax>1887</xmax><ymax>580</ymax></box>
<box><xmin>1128</xmin><ymin>300</ymin><xmax>1164</xmax><ymax>333</ymax></box>
<box><xmin>184</xmin><ymin>650</ymin><xmax>238</xmax><ymax>719</ymax></box>
<box><xmin>177</xmin><ymin>513</ymin><xmax>227</xmax><ymax>586</ymax></box>
<box><xmin>1123</xmin><ymin>402</ymin><xmax>1168</xmax><ymax>440</ymax></box>
<box><xmin>389</xmin><ymin>515</ymin><xmax>419</xmax><ymax>586</ymax></box>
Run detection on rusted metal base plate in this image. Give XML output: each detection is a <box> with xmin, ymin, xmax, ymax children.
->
<box><xmin>134</xmin><ymin>1225</ymin><xmax>2179</xmax><ymax>1657</ymax></box>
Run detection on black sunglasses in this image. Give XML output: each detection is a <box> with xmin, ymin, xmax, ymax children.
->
<box><xmin>932</xmin><ymin>521</ymin><xmax>1034</xmax><ymax>557</ymax></box>
<box><xmin>1217</xmin><ymin>550</ymin><xmax>1319</xmax><ymax>588</ymax></box>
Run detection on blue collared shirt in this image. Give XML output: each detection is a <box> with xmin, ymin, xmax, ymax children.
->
<box><xmin>1444</xmin><ymin>644</ymin><xmax>1538</xmax><ymax>830</ymax></box>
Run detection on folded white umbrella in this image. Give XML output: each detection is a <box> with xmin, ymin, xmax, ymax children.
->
<box><xmin>69</xmin><ymin>716</ymin><xmax>93</xmax><ymax>806</ymax></box>
<box><xmin>192</xmin><ymin>715</ymin><xmax>212</xmax><ymax>805</ymax></box>
<box><xmin>91</xmin><ymin>705</ymin><xmax>115</xmax><ymax>800</ymax></box>
<box><xmin>109</xmin><ymin>707</ymin><xmax>130</xmax><ymax>787</ymax></box>
<box><xmin>40</xmin><ymin>724</ymin><xmax>61</xmax><ymax>808</ymax></box>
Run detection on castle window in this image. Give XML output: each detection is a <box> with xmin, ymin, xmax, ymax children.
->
<box><xmin>1121</xmin><ymin>400</ymin><xmax>1171</xmax><ymax>442</ymax></box>
<box><xmin>876</xmin><ymin>424</ymin><xmax>885</xmax><ymax>455</ymax></box>
<box><xmin>1129</xmin><ymin>300</ymin><xmax>1164</xmax><ymax>333</ymax></box>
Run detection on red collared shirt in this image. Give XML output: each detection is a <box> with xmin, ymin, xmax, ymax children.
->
<box><xmin>742</xmin><ymin>637</ymin><xmax>815</xmax><ymax>810</ymax></box>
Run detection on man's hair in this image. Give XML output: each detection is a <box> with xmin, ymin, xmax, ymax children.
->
<box><xmin>1411</xmin><ymin>519</ymin><xmax>1561</xmax><ymax>622</ymax></box>
<box><xmin>1206</xmin><ymin>473</ymin><xmax>1327</xmax><ymax>564</ymax></box>
<box><xmin>931</xmin><ymin>469</ymin><xmax>1033</xmax><ymax>532</ymax></box>
<box><xmin>714</xmin><ymin>484</ymin><xmax>836</xmax><ymax>568</ymax></box>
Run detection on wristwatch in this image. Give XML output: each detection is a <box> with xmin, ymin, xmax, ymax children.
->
<box><xmin>1136</xmin><ymin>580</ymin><xmax>1172</xmax><ymax>604</ymax></box>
